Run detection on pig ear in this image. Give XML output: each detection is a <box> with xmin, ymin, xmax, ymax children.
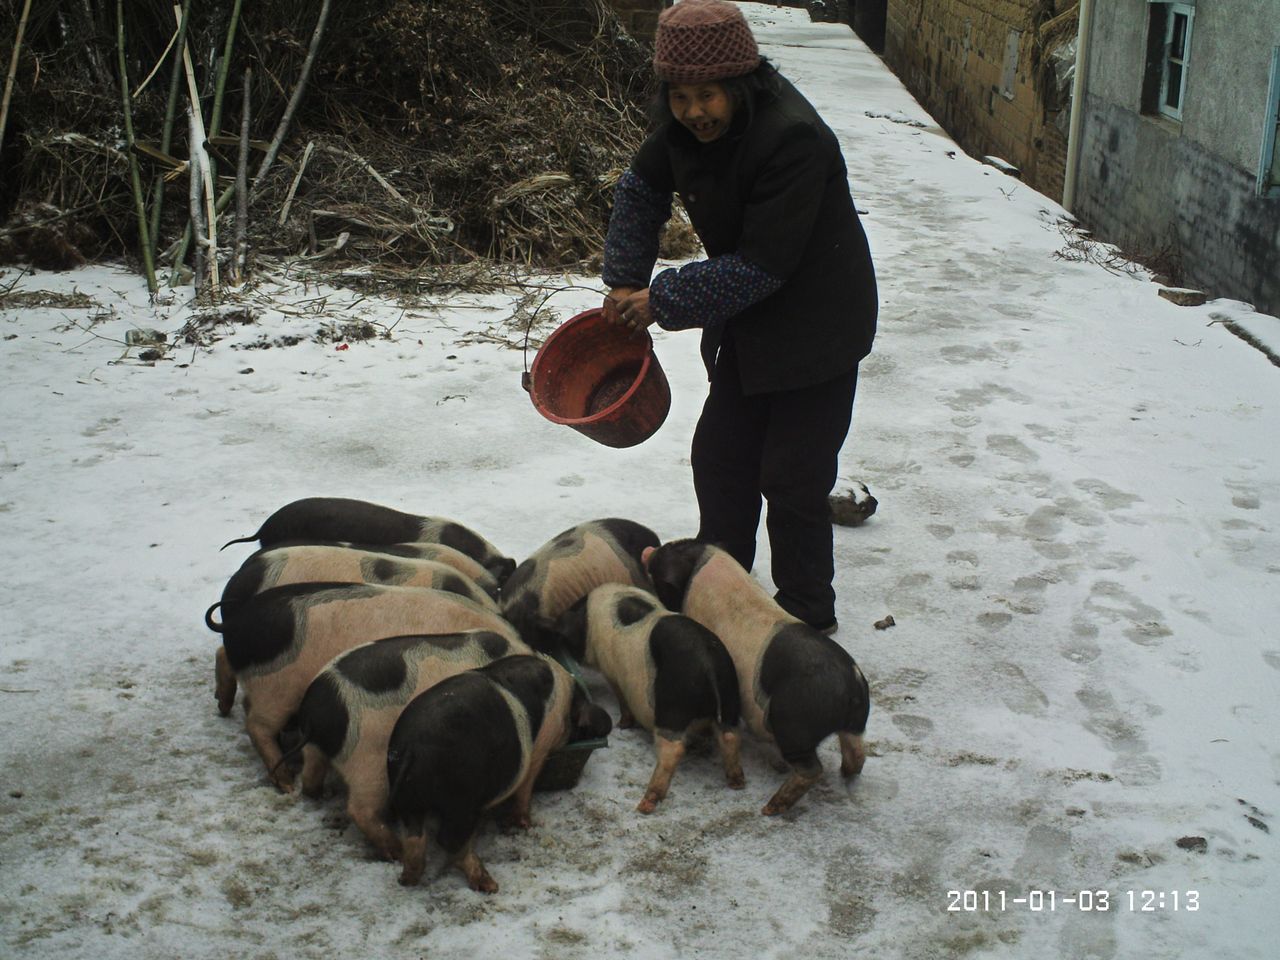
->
<box><xmin>641</xmin><ymin>546</ymin><xmax>655</xmax><ymax>566</ymax></box>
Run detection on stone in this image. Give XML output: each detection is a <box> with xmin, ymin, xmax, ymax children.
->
<box><xmin>1157</xmin><ymin>287</ymin><xmax>1208</xmax><ymax>307</ymax></box>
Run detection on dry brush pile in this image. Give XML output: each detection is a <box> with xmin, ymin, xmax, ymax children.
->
<box><xmin>0</xmin><ymin>0</ymin><xmax>658</xmax><ymax>291</ymax></box>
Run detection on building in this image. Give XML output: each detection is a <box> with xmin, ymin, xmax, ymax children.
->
<box><xmin>1071</xmin><ymin>0</ymin><xmax>1280</xmax><ymax>317</ymax></box>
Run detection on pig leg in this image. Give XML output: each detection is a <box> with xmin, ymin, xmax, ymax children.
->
<box><xmin>501</xmin><ymin>774</ymin><xmax>537</xmax><ymax>831</ymax></box>
<box><xmin>300</xmin><ymin>745</ymin><xmax>329</xmax><ymax>798</ymax></box>
<box><xmin>638</xmin><ymin>734</ymin><xmax>686</xmax><ymax>813</ymax></box>
<box><xmin>215</xmin><ymin>647</ymin><xmax>237</xmax><ymax>717</ymax></box>
<box><xmin>439</xmin><ymin>813</ymin><xmax>497</xmax><ymax>893</ymax></box>
<box><xmin>761</xmin><ymin>755</ymin><xmax>823</xmax><ymax>816</ymax></box>
<box><xmin>606</xmin><ymin>679</ymin><xmax>635</xmax><ymax>729</ymax></box>
<box><xmin>398</xmin><ymin>831</ymin><xmax>427</xmax><ymax>886</ymax></box>
<box><xmin>245</xmin><ymin>714</ymin><xmax>294</xmax><ymax>792</ymax></box>
<box><xmin>454</xmin><ymin>842</ymin><xmax>497</xmax><ymax>894</ymax></box>
<box><xmin>838</xmin><ymin>731</ymin><xmax>866</xmax><ymax>777</ymax></box>
<box><xmin>716</xmin><ymin>725</ymin><xmax>745</xmax><ymax>789</ymax></box>
<box><xmin>347</xmin><ymin>789</ymin><xmax>403</xmax><ymax>862</ymax></box>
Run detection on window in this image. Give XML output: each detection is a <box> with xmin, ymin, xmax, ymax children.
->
<box><xmin>1157</xmin><ymin>4</ymin><xmax>1194</xmax><ymax>120</ymax></box>
<box><xmin>1261</xmin><ymin>46</ymin><xmax>1280</xmax><ymax>198</ymax></box>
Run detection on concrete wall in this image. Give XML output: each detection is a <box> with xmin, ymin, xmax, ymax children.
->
<box><xmin>1077</xmin><ymin>0</ymin><xmax>1280</xmax><ymax>317</ymax></box>
<box><xmin>882</xmin><ymin>0</ymin><xmax>1071</xmax><ymax>200</ymax></box>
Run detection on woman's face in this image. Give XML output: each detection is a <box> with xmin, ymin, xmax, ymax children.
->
<box><xmin>668</xmin><ymin>82</ymin><xmax>735</xmax><ymax>142</ymax></box>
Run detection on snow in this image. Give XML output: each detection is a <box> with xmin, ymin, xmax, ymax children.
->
<box><xmin>3</xmin><ymin>5</ymin><xmax>1278</xmax><ymax>958</ymax></box>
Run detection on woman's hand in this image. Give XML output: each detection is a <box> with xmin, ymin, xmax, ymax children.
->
<box><xmin>616</xmin><ymin>289</ymin><xmax>654</xmax><ymax>332</ymax></box>
<box><xmin>603</xmin><ymin>287</ymin><xmax>638</xmax><ymax>325</ymax></box>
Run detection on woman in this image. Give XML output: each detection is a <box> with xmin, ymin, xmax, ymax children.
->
<box><xmin>602</xmin><ymin>0</ymin><xmax>877</xmax><ymax>634</ymax></box>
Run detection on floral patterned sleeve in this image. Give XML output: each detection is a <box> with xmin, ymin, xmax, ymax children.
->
<box><xmin>648</xmin><ymin>255</ymin><xmax>782</xmax><ymax>331</ymax></box>
<box><xmin>602</xmin><ymin>170</ymin><xmax>671</xmax><ymax>290</ymax></box>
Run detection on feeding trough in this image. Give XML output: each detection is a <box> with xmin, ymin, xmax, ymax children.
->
<box><xmin>533</xmin><ymin>650</ymin><xmax>609</xmax><ymax>792</ymax></box>
<box><xmin>523</xmin><ymin>307</ymin><xmax>671</xmax><ymax>448</ymax></box>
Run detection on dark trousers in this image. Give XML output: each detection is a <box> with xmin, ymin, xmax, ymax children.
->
<box><xmin>690</xmin><ymin>341</ymin><xmax>859</xmax><ymax>626</ymax></box>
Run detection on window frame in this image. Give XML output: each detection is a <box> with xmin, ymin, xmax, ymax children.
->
<box><xmin>1157</xmin><ymin>3</ymin><xmax>1195</xmax><ymax>122</ymax></box>
<box><xmin>1260</xmin><ymin>46</ymin><xmax>1280</xmax><ymax>198</ymax></box>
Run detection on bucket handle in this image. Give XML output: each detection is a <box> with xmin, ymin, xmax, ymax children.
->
<box><xmin>517</xmin><ymin>283</ymin><xmax>609</xmax><ymax>389</ymax></box>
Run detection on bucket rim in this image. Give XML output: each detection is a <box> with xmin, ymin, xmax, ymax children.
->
<box><xmin>529</xmin><ymin>308</ymin><xmax>658</xmax><ymax>428</ymax></box>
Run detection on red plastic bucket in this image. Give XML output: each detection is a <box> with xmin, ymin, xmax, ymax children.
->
<box><xmin>524</xmin><ymin>307</ymin><xmax>671</xmax><ymax>448</ymax></box>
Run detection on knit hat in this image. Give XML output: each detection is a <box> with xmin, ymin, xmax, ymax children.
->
<box><xmin>653</xmin><ymin>0</ymin><xmax>761</xmax><ymax>84</ymax></box>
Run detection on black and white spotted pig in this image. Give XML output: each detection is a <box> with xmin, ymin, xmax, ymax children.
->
<box><xmin>290</xmin><ymin>630</ymin><xmax>529</xmax><ymax>860</ymax></box>
<box><xmin>554</xmin><ymin>583</ymin><xmax>743</xmax><ymax>813</ymax></box>
<box><xmin>220</xmin><ymin>497</ymin><xmax>516</xmax><ymax>583</ymax></box>
<box><xmin>500</xmin><ymin>518</ymin><xmax>660</xmax><ymax>651</ymax></box>
<box><xmin>643</xmin><ymin>540</ymin><xmax>869</xmax><ymax>816</ymax></box>
<box><xmin>386</xmin><ymin>654</ymin><xmax>612</xmax><ymax>893</ymax></box>
<box><xmin>253</xmin><ymin>539</ymin><xmax>503</xmax><ymax>601</ymax></box>
<box><xmin>206</xmin><ymin>543</ymin><xmax>498</xmax><ymax>627</ymax></box>
<box><xmin>212</xmin><ymin>581</ymin><xmax>521</xmax><ymax>791</ymax></box>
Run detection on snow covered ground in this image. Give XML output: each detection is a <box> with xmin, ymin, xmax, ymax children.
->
<box><xmin>2</xmin><ymin>5</ymin><xmax>1278</xmax><ymax>958</ymax></box>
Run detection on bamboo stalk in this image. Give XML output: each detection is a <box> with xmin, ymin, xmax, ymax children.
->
<box><xmin>252</xmin><ymin>0</ymin><xmax>332</xmax><ymax>198</ymax></box>
<box><xmin>171</xmin><ymin>0</ymin><xmax>330</xmax><ymax>281</ymax></box>
<box><xmin>208</xmin><ymin>0</ymin><xmax>245</xmax><ymax>141</ymax></box>
<box><xmin>174</xmin><ymin>4</ymin><xmax>218</xmax><ymax>291</ymax></box>
<box><xmin>115</xmin><ymin>0</ymin><xmax>158</xmax><ymax>293</ymax></box>
<box><xmin>203</xmin><ymin>0</ymin><xmax>244</xmax><ymax>276</ymax></box>
<box><xmin>188</xmin><ymin>105</ymin><xmax>206</xmax><ymax>296</ymax></box>
<box><xmin>148</xmin><ymin>0</ymin><xmax>192</xmax><ymax>269</ymax></box>
<box><xmin>233</xmin><ymin>68</ymin><xmax>251</xmax><ymax>285</ymax></box>
<box><xmin>0</xmin><ymin>0</ymin><xmax>34</xmax><ymax>174</ymax></box>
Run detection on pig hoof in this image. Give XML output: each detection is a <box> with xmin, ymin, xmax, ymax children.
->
<box><xmin>470</xmin><ymin>873</ymin><xmax>499</xmax><ymax>894</ymax></box>
<box><xmin>636</xmin><ymin>796</ymin><xmax>659</xmax><ymax>815</ymax></box>
<box><xmin>273</xmin><ymin>778</ymin><xmax>296</xmax><ymax>795</ymax></box>
<box><xmin>398</xmin><ymin>867</ymin><xmax>423</xmax><ymax>887</ymax></box>
<box><xmin>501</xmin><ymin>814</ymin><xmax>532</xmax><ymax>832</ymax></box>
<box><xmin>761</xmin><ymin>801</ymin><xmax>789</xmax><ymax>816</ymax></box>
<box><xmin>727</xmin><ymin>775</ymin><xmax>746</xmax><ymax>790</ymax></box>
<box><xmin>619</xmin><ymin>717</ymin><xmax>636</xmax><ymax>730</ymax></box>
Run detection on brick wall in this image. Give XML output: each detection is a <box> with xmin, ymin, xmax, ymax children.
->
<box><xmin>883</xmin><ymin>0</ymin><xmax>1069</xmax><ymax>201</ymax></box>
<box><xmin>610</xmin><ymin>0</ymin><xmax>667</xmax><ymax>40</ymax></box>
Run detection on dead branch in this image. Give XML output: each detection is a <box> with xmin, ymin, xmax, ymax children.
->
<box><xmin>252</xmin><ymin>0</ymin><xmax>332</xmax><ymax>198</ymax></box>
<box><xmin>279</xmin><ymin>140</ymin><xmax>314</xmax><ymax>227</ymax></box>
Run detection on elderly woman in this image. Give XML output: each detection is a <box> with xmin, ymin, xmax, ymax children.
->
<box><xmin>602</xmin><ymin>0</ymin><xmax>877</xmax><ymax>634</ymax></box>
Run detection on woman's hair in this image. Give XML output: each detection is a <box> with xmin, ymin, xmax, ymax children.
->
<box><xmin>648</xmin><ymin>57</ymin><xmax>782</xmax><ymax>131</ymax></box>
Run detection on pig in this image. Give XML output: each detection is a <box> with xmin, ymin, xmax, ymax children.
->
<box><xmin>211</xmin><ymin>581</ymin><xmax>521</xmax><ymax>790</ymax></box>
<box><xmin>386</xmin><ymin>654</ymin><xmax>612</xmax><ymax>893</ymax></box>
<box><xmin>204</xmin><ymin>543</ymin><xmax>498</xmax><ymax>629</ymax></box>
<box><xmin>253</xmin><ymin>538</ymin><xmax>503</xmax><ymax>600</ymax></box>
<box><xmin>289</xmin><ymin>630</ymin><xmax>529</xmax><ymax>860</ymax></box>
<box><xmin>554</xmin><ymin>583</ymin><xmax>743</xmax><ymax>813</ymax></box>
<box><xmin>220</xmin><ymin>497</ymin><xmax>516</xmax><ymax>583</ymax></box>
<box><xmin>643</xmin><ymin>540</ymin><xmax>869</xmax><ymax>816</ymax></box>
<box><xmin>500</xmin><ymin>518</ymin><xmax>660</xmax><ymax>652</ymax></box>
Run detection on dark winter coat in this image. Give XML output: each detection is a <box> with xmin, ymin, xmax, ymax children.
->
<box><xmin>629</xmin><ymin>74</ymin><xmax>877</xmax><ymax>394</ymax></box>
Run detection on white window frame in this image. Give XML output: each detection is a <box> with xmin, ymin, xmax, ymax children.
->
<box><xmin>1260</xmin><ymin>46</ymin><xmax>1280</xmax><ymax>198</ymax></box>
<box><xmin>1158</xmin><ymin>3</ymin><xmax>1195</xmax><ymax>121</ymax></box>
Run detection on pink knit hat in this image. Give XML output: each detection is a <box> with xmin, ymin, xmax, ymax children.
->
<box><xmin>653</xmin><ymin>0</ymin><xmax>761</xmax><ymax>84</ymax></box>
